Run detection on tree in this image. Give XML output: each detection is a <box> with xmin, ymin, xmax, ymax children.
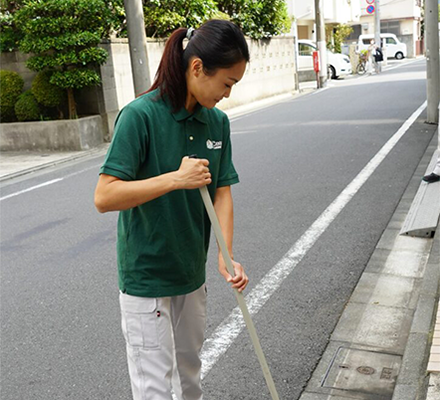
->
<box><xmin>0</xmin><ymin>1</ymin><xmax>24</xmax><ymax>52</ymax></box>
<box><xmin>217</xmin><ymin>0</ymin><xmax>291</xmax><ymax>39</ymax></box>
<box><xmin>326</xmin><ymin>24</ymin><xmax>353</xmax><ymax>53</ymax></box>
<box><xmin>14</xmin><ymin>0</ymin><xmax>112</xmax><ymax>119</ymax></box>
<box><xmin>143</xmin><ymin>0</ymin><xmax>222</xmax><ymax>38</ymax></box>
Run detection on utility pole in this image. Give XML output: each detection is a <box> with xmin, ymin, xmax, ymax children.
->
<box><xmin>123</xmin><ymin>0</ymin><xmax>151</xmax><ymax>97</ymax></box>
<box><xmin>314</xmin><ymin>0</ymin><xmax>327</xmax><ymax>88</ymax></box>
<box><xmin>425</xmin><ymin>0</ymin><xmax>439</xmax><ymax>124</ymax></box>
<box><xmin>374</xmin><ymin>0</ymin><xmax>386</xmax><ymax>66</ymax></box>
<box><xmin>374</xmin><ymin>0</ymin><xmax>381</xmax><ymax>47</ymax></box>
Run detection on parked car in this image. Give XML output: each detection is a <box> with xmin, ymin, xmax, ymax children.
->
<box><xmin>356</xmin><ymin>33</ymin><xmax>407</xmax><ymax>60</ymax></box>
<box><xmin>297</xmin><ymin>40</ymin><xmax>352</xmax><ymax>79</ymax></box>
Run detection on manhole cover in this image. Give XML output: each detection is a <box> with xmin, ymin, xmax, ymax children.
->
<box><xmin>357</xmin><ymin>366</ymin><xmax>376</xmax><ymax>375</ymax></box>
<box><xmin>322</xmin><ymin>347</ymin><xmax>401</xmax><ymax>396</ymax></box>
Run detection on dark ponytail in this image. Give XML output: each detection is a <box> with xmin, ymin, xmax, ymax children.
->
<box><xmin>147</xmin><ymin>20</ymin><xmax>250</xmax><ymax>111</ymax></box>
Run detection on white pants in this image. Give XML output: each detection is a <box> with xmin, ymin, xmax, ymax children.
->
<box><xmin>432</xmin><ymin>140</ymin><xmax>440</xmax><ymax>175</ymax></box>
<box><xmin>119</xmin><ymin>285</ymin><xmax>207</xmax><ymax>400</ymax></box>
<box><xmin>434</xmin><ymin>155</ymin><xmax>440</xmax><ymax>175</ymax></box>
<box><xmin>367</xmin><ymin>55</ymin><xmax>374</xmax><ymax>73</ymax></box>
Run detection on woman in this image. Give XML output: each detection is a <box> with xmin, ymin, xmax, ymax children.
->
<box><xmin>94</xmin><ymin>20</ymin><xmax>250</xmax><ymax>400</ymax></box>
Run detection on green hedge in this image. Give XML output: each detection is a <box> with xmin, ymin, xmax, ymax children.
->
<box><xmin>0</xmin><ymin>69</ymin><xmax>23</xmax><ymax>122</ymax></box>
<box><xmin>32</xmin><ymin>70</ymin><xmax>65</xmax><ymax>108</ymax></box>
<box><xmin>15</xmin><ymin>90</ymin><xmax>40</xmax><ymax>121</ymax></box>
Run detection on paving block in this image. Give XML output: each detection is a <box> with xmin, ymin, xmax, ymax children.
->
<box><xmin>426</xmin><ymin>373</ymin><xmax>440</xmax><ymax>399</ymax></box>
<box><xmin>391</xmin><ymin>384</ymin><xmax>418</xmax><ymax>400</ymax></box>
<box><xmin>396</xmin><ymin>332</ymin><xmax>429</xmax><ymax>385</ymax></box>
<box><xmin>331</xmin><ymin>303</ymin><xmax>413</xmax><ymax>352</ymax></box>
<box><xmin>382</xmin><ymin>251</ymin><xmax>429</xmax><ymax>278</ymax></box>
<box><xmin>411</xmin><ymin>295</ymin><xmax>437</xmax><ymax>334</ymax></box>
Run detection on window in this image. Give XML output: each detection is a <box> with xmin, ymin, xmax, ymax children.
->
<box><xmin>386</xmin><ymin>37</ymin><xmax>397</xmax><ymax>45</ymax></box>
<box><xmin>299</xmin><ymin>44</ymin><xmax>315</xmax><ymax>56</ymax></box>
<box><xmin>381</xmin><ymin>21</ymin><xmax>400</xmax><ymax>36</ymax></box>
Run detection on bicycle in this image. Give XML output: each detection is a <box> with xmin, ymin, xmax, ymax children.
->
<box><xmin>356</xmin><ymin>51</ymin><xmax>368</xmax><ymax>75</ymax></box>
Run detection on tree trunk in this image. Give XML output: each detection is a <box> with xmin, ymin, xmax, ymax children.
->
<box><xmin>67</xmin><ymin>88</ymin><xmax>77</xmax><ymax>119</ymax></box>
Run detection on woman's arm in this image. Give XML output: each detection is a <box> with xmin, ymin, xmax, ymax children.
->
<box><xmin>213</xmin><ymin>186</ymin><xmax>248</xmax><ymax>292</ymax></box>
<box><xmin>94</xmin><ymin>156</ymin><xmax>211</xmax><ymax>213</ymax></box>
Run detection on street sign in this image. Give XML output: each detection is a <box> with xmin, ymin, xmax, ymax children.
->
<box><xmin>366</xmin><ymin>0</ymin><xmax>374</xmax><ymax>4</ymax></box>
<box><xmin>313</xmin><ymin>51</ymin><xmax>320</xmax><ymax>73</ymax></box>
<box><xmin>366</xmin><ymin>5</ymin><xmax>375</xmax><ymax>14</ymax></box>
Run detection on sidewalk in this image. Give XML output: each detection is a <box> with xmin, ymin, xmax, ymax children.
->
<box><xmin>0</xmin><ymin>143</ymin><xmax>109</xmax><ymax>182</ymax></box>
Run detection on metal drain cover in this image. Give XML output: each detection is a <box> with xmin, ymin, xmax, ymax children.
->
<box><xmin>322</xmin><ymin>347</ymin><xmax>401</xmax><ymax>397</ymax></box>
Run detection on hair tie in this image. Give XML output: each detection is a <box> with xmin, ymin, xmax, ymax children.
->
<box><xmin>186</xmin><ymin>27</ymin><xmax>195</xmax><ymax>40</ymax></box>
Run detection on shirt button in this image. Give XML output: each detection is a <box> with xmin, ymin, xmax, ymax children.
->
<box><xmin>189</xmin><ymin>136</ymin><xmax>194</xmax><ymax>141</ymax></box>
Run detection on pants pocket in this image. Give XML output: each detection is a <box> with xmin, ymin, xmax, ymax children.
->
<box><xmin>120</xmin><ymin>295</ymin><xmax>160</xmax><ymax>350</ymax></box>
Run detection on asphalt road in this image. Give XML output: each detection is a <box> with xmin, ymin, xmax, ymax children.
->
<box><xmin>1</xmin><ymin>59</ymin><xmax>435</xmax><ymax>400</ymax></box>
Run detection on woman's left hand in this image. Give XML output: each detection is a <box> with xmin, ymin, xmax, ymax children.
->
<box><xmin>218</xmin><ymin>258</ymin><xmax>249</xmax><ymax>292</ymax></box>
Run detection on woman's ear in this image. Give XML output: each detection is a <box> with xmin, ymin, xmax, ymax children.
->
<box><xmin>190</xmin><ymin>58</ymin><xmax>204</xmax><ymax>77</ymax></box>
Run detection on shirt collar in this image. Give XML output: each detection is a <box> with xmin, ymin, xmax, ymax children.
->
<box><xmin>172</xmin><ymin>103</ymin><xmax>208</xmax><ymax>125</ymax></box>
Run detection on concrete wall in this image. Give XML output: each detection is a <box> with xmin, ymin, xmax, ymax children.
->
<box><xmin>219</xmin><ymin>37</ymin><xmax>297</xmax><ymax>110</ymax></box>
<box><xmin>1</xmin><ymin>51</ymin><xmax>36</xmax><ymax>91</ymax></box>
<box><xmin>0</xmin><ymin>115</ymin><xmax>103</xmax><ymax>151</ymax></box>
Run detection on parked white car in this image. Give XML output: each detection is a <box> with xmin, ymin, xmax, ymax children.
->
<box><xmin>356</xmin><ymin>33</ymin><xmax>407</xmax><ymax>60</ymax></box>
<box><xmin>297</xmin><ymin>40</ymin><xmax>352</xmax><ymax>79</ymax></box>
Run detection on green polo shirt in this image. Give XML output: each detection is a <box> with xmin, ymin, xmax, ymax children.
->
<box><xmin>100</xmin><ymin>89</ymin><xmax>239</xmax><ymax>298</ymax></box>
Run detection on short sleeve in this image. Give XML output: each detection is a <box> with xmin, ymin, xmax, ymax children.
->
<box><xmin>217</xmin><ymin>116</ymin><xmax>239</xmax><ymax>188</ymax></box>
<box><xmin>100</xmin><ymin>105</ymin><xmax>149</xmax><ymax>181</ymax></box>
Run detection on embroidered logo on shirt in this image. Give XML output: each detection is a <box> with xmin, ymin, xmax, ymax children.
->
<box><xmin>206</xmin><ymin>139</ymin><xmax>222</xmax><ymax>150</ymax></box>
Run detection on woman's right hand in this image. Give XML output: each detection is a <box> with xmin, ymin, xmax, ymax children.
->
<box><xmin>174</xmin><ymin>156</ymin><xmax>212</xmax><ymax>189</ymax></box>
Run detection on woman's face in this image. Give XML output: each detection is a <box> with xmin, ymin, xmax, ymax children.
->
<box><xmin>186</xmin><ymin>59</ymin><xmax>247</xmax><ymax>110</ymax></box>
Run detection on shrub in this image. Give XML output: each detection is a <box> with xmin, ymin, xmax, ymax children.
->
<box><xmin>15</xmin><ymin>90</ymin><xmax>40</xmax><ymax>121</ymax></box>
<box><xmin>32</xmin><ymin>70</ymin><xmax>65</xmax><ymax>108</ymax></box>
<box><xmin>0</xmin><ymin>69</ymin><xmax>23</xmax><ymax>122</ymax></box>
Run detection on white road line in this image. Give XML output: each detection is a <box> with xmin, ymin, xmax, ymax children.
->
<box><xmin>200</xmin><ymin>100</ymin><xmax>427</xmax><ymax>380</ymax></box>
<box><xmin>0</xmin><ymin>164</ymin><xmax>101</xmax><ymax>202</ymax></box>
<box><xmin>0</xmin><ymin>178</ymin><xmax>64</xmax><ymax>201</ymax></box>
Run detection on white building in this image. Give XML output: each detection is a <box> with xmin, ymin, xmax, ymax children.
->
<box><xmin>286</xmin><ymin>0</ymin><xmax>362</xmax><ymax>40</ymax></box>
<box><xmin>346</xmin><ymin>0</ymin><xmax>424</xmax><ymax>57</ymax></box>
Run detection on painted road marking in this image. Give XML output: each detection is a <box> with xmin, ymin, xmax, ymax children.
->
<box><xmin>0</xmin><ymin>164</ymin><xmax>101</xmax><ymax>202</ymax></box>
<box><xmin>199</xmin><ymin>100</ymin><xmax>427</xmax><ymax>380</ymax></box>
